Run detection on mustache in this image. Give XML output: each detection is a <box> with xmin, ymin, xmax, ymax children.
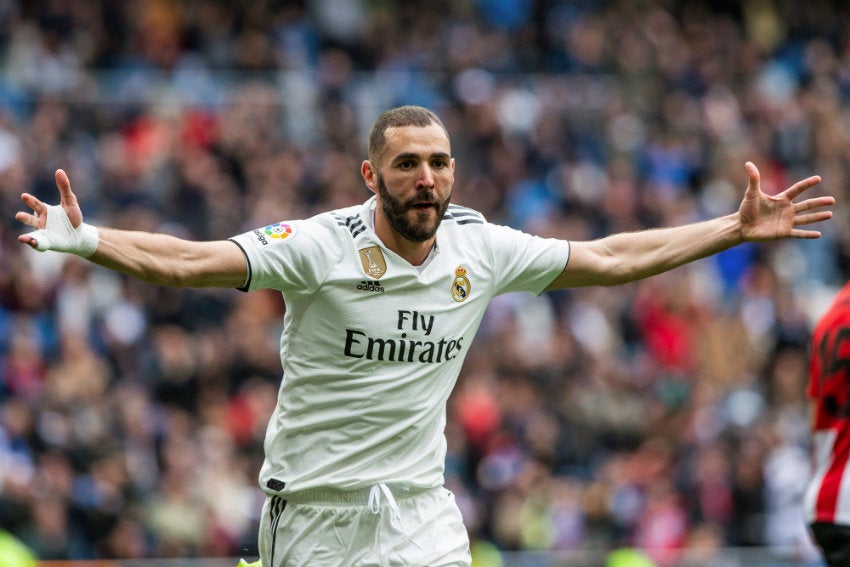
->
<box><xmin>404</xmin><ymin>193</ymin><xmax>439</xmax><ymax>208</ymax></box>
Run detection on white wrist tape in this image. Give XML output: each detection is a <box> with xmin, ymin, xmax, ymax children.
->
<box><xmin>29</xmin><ymin>204</ymin><xmax>99</xmax><ymax>258</ymax></box>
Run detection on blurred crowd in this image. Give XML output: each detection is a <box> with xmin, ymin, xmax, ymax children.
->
<box><xmin>1</xmin><ymin>0</ymin><xmax>850</xmax><ymax>565</ymax></box>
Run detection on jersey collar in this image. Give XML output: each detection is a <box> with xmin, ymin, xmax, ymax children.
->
<box><xmin>362</xmin><ymin>196</ymin><xmax>440</xmax><ymax>269</ymax></box>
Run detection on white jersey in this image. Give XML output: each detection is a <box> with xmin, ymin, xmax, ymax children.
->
<box><xmin>229</xmin><ymin>196</ymin><xmax>571</xmax><ymax>495</ymax></box>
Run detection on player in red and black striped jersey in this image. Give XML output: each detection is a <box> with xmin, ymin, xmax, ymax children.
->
<box><xmin>805</xmin><ymin>283</ymin><xmax>850</xmax><ymax>567</ymax></box>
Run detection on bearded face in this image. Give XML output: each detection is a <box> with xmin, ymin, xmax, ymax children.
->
<box><xmin>364</xmin><ymin>122</ymin><xmax>455</xmax><ymax>245</ymax></box>
<box><xmin>377</xmin><ymin>173</ymin><xmax>451</xmax><ymax>242</ymax></box>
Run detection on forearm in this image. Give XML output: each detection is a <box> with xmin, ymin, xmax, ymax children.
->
<box><xmin>90</xmin><ymin>227</ymin><xmax>246</xmax><ymax>288</ymax></box>
<box><xmin>600</xmin><ymin>213</ymin><xmax>743</xmax><ymax>283</ymax></box>
<box><xmin>550</xmin><ymin>213</ymin><xmax>743</xmax><ymax>289</ymax></box>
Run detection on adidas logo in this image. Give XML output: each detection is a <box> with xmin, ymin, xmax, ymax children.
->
<box><xmin>356</xmin><ymin>280</ymin><xmax>385</xmax><ymax>293</ymax></box>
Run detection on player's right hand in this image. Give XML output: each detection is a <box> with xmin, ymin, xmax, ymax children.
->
<box><xmin>15</xmin><ymin>169</ymin><xmax>99</xmax><ymax>257</ymax></box>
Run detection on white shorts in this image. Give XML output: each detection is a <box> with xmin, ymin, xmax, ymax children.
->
<box><xmin>257</xmin><ymin>484</ymin><xmax>471</xmax><ymax>567</ymax></box>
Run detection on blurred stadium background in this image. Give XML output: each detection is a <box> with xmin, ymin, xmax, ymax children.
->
<box><xmin>1</xmin><ymin>0</ymin><xmax>850</xmax><ymax>565</ymax></box>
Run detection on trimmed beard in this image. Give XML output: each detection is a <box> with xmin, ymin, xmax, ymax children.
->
<box><xmin>377</xmin><ymin>175</ymin><xmax>450</xmax><ymax>242</ymax></box>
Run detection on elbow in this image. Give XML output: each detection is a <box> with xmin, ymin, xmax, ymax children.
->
<box><xmin>604</xmin><ymin>261</ymin><xmax>663</xmax><ymax>287</ymax></box>
<box><xmin>602</xmin><ymin>260</ymin><xmax>668</xmax><ymax>286</ymax></box>
<box><xmin>598</xmin><ymin>259</ymin><xmax>640</xmax><ymax>287</ymax></box>
<box><xmin>585</xmin><ymin>242</ymin><xmax>641</xmax><ymax>286</ymax></box>
<box><xmin>166</xmin><ymin>270</ymin><xmax>198</xmax><ymax>288</ymax></box>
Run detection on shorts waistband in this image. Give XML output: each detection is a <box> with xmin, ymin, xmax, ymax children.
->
<box><xmin>281</xmin><ymin>484</ymin><xmax>434</xmax><ymax>506</ymax></box>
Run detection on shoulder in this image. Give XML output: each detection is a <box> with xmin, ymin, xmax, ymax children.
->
<box><xmin>326</xmin><ymin>205</ymin><xmax>370</xmax><ymax>240</ymax></box>
<box><xmin>277</xmin><ymin>203</ymin><xmax>367</xmax><ymax>244</ymax></box>
<box><xmin>441</xmin><ymin>204</ymin><xmax>486</xmax><ymax>228</ymax></box>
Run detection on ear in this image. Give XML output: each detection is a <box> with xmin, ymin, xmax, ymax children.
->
<box><xmin>361</xmin><ymin>160</ymin><xmax>377</xmax><ymax>194</ymax></box>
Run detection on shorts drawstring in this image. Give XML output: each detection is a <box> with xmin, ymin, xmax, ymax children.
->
<box><xmin>369</xmin><ymin>483</ymin><xmax>404</xmax><ymax>531</ymax></box>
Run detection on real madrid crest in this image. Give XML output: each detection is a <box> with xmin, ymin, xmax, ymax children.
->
<box><xmin>451</xmin><ymin>265</ymin><xmax>471</xmax><ymax>302</ymax></box>
<box><xmin>358</xmin><ymin>246</ymin><xmax>387</xmax><ymax>279</ymax></box>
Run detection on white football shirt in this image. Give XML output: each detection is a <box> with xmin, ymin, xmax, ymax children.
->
<box><xmin>229</xmin><ymin>196</ymin><xmax>571</xmax><ymax>494</ymax></box>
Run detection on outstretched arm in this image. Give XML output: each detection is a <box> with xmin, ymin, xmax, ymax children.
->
<box><xmin>546</xmin><ymin>162</ymin><xmax>834</xmax><ymax>290</ymax></box>
<box><xmin>16</xmin><ymin>169</ymin><xmax>248</xmax><ymax>288</ymax></box>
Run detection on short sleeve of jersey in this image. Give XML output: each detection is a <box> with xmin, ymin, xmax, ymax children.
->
<box><xmin>228</xmin><ymin>215</ymin><xmax>342</xmax><ymax>295</ymax></box>
<box><xmin>484</xmin><ymin>223</ymin><xmax>571</xmax><ymax>296</ymax></box>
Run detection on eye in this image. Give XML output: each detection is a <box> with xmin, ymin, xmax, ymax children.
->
<box><xmin>432</xmin><ymin>158</ymin><xmax>449</xmax><ymax>169</ymax></box>
<box><xmin>398</xmin><ymin>160</ymin><xmax>415</xmax><ymax>170</ymax></box>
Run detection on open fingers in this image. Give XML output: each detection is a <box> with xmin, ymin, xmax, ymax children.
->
<box><xmin>746</xmin><ymin>162</ymin><xmax>824</xmax><ymax>203</ymax></box>
<box><xmin>16</xmin><ymin>193</ymin><xmax>44</xmax><ymax>248</ymax></box>
<box><xmin>17</xmin><ymin>234</ymin><xmax>38</xmax><ymax>249</ymax></box>
<box><xmin>782</xmin><ymin>175</ymin><xmax>822</xmax><ymax>201</ymax></box>
<box><xmin>793</xmin><ymin>195</ymin><xmax>835</xmax><ymax>213</ymax></box>
<box><xmin>55</xmin><ymin>169</ymin><xmax>78</xmax><ymax>207</ymax></box>
<box><xmin>17</xmin><ymin>193</ymin><xmax>45</xmax><ymax>228</ymax></box>
<box><xmin>744</xmin><ymin>161</ymin><xmax>760</xmax><ymax>195</ymax></box>
<box><xmin>788</xmin><ymin>228</ymin><xmax>824</xmax><ymax>239</ymax></box>
<box><xmin>20</xmin><ymin>192</ymin><xmax>44</xmax><ymax>214</ymax></box>
<box><xmin>14</xmin><ymin>210</ymin><xmax>38</xmax><ymax>227</ymax></box>
<box><xmin>794</xmin><ymin>210</ymin><xmax>834</xmax><ymax>227</ymax></box>
<box><xmin>788</xmin><ymin>198</ymin><xmax>833</xmax><ymax>239</ymax></box>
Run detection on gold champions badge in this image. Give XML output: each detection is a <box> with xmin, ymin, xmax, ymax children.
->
<box><xmin>359</xmin><ymin>246</ymin><xmax>387</xmax><ymax>279</ymax></box>
<box><xmin>451</xmin><ymin>265</ymin><xmax>471</xmax><ymax>302</ymax></box>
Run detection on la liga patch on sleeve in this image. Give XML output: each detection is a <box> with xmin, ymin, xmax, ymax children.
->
<box><xmin>264</xmin><ymin>222</ymin><xmax>295</xmax><ymax>241</ymax></box>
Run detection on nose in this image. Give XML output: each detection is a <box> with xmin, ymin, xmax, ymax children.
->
<box><xmin>417</xmin><ymin>164</ymin><xmax>435</xmax><ymax>189</ymax></box>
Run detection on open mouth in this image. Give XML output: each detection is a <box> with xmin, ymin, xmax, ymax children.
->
<box><xmin>409</xmin><ymin>203</ymin><xmax>436</xmax><ymax>211</ymax></box>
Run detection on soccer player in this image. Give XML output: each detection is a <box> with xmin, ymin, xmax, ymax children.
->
<box><xmin>16</xmin><ymin>106</ymin><xmax>833</xmax><ymax>567</ymax></box>
<box><xmin>805</xmin><ymin>283</ymin><xmax>850</xmax><ymax>567</ymax></box>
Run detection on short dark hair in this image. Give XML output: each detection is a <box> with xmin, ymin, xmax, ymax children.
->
<box><xmin>367</xmin><ymin>105</ymin><xmax>449</xmax><ymax>163</ymax></box>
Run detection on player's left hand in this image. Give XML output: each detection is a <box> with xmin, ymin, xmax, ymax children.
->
<box><xmin>739</xmin><ymin>161</ymin><xmax>834</xmax><ymax>241</ymax></box>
